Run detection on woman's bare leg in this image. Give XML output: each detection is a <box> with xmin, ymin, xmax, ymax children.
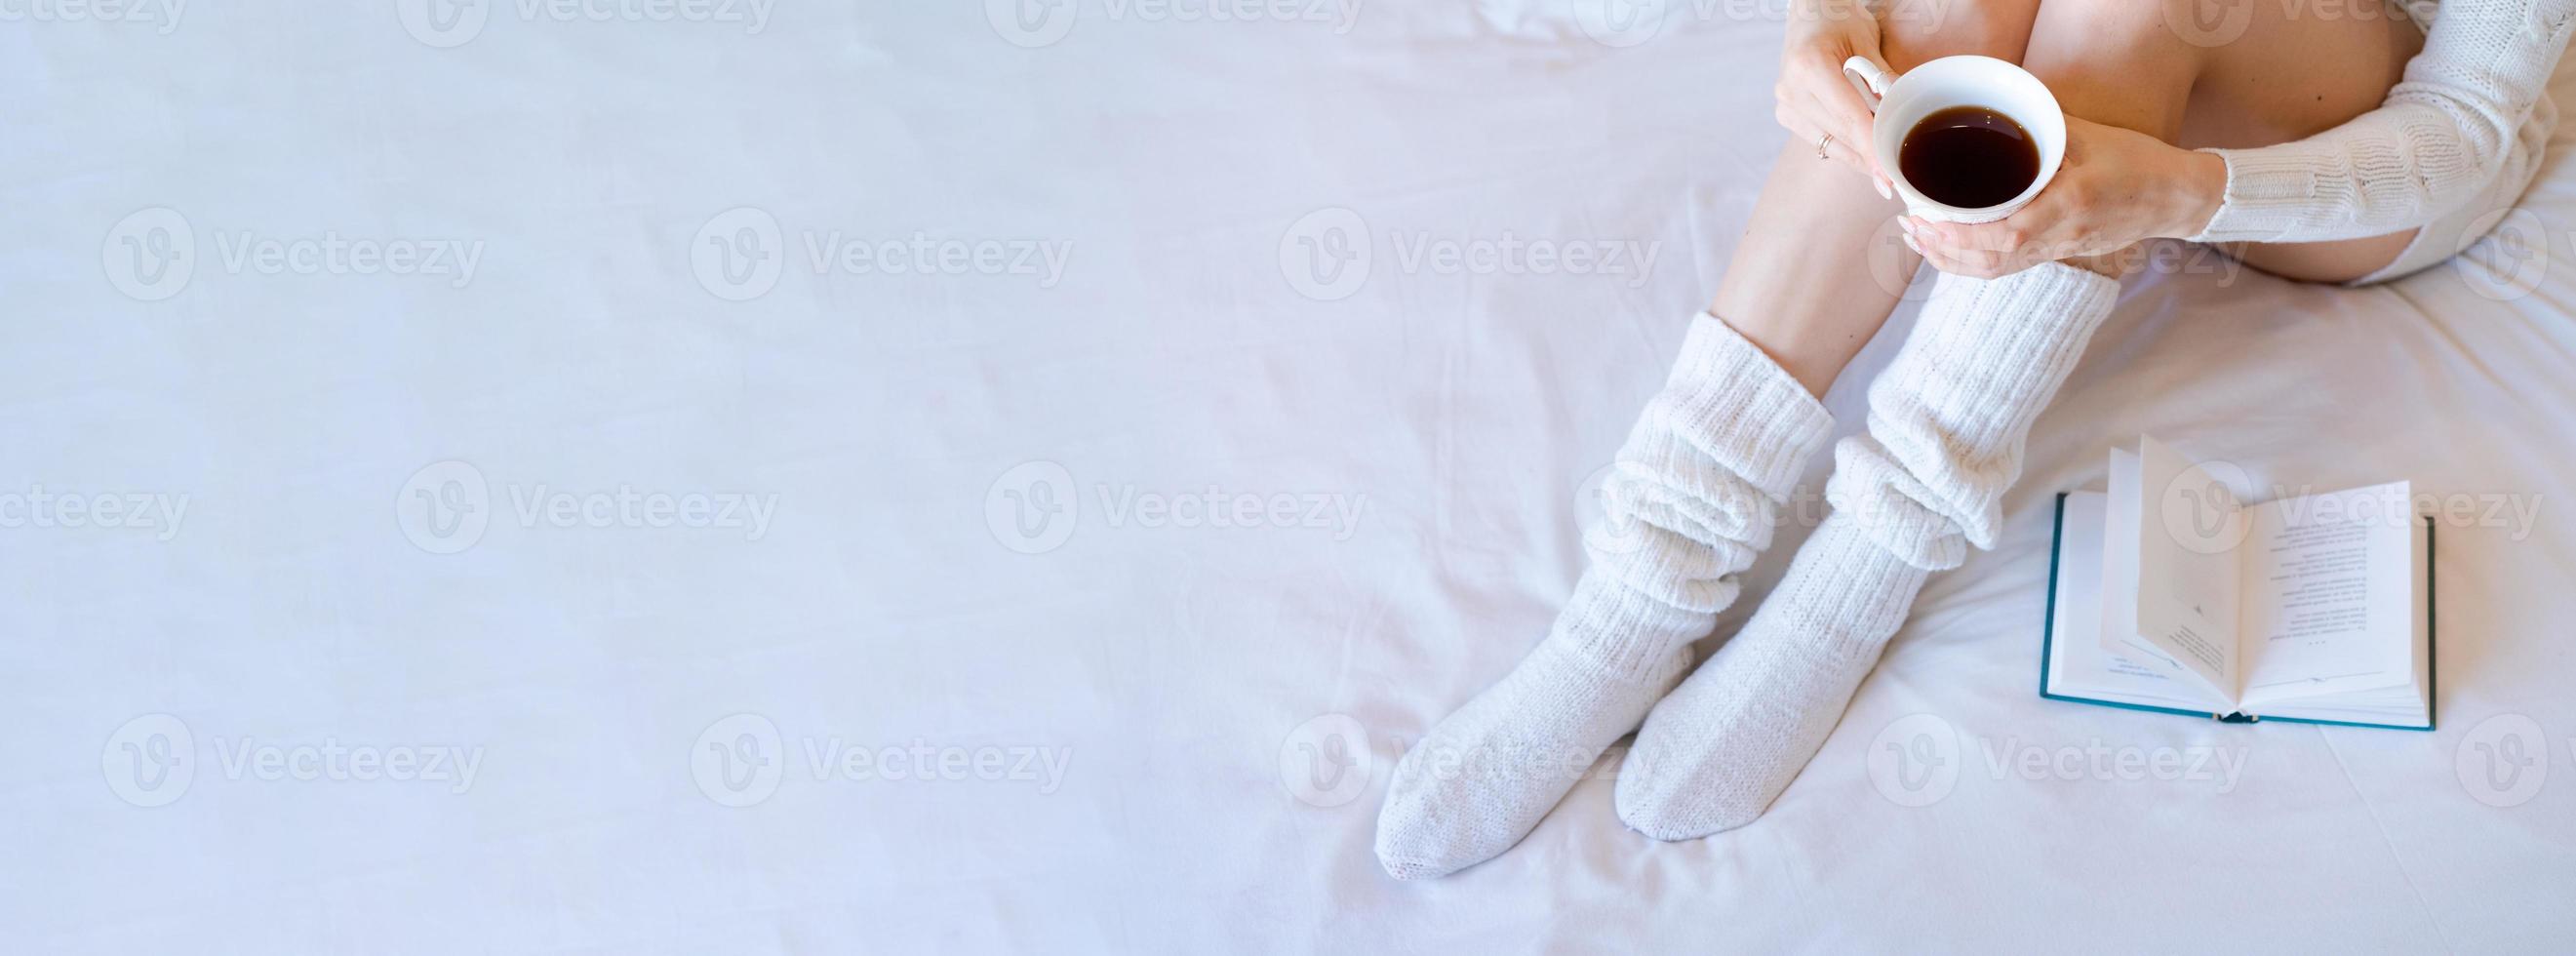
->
<box><xmin>2174</xmin><ymin>0</ymin><xmax>2426</xmax><ymax>281</ymax></box>
<box><xmin>2022</xmin><ymin>0</ymin><xmax>2425</xmax><ymax>281</ymax></box>
<box><xmin>1714</xmin><ymin>1</ymin><xmax>2043</xmax><ymax>396</ymax></box>
<box><xmin>1727</xmin><ymin>0</ymin><xmax>2425</xmax><ymax>351</ymax></box>
<box><xmin>1609</xmin><ymin>0</ymin><xmax>2440</xmax><ymax>843</ymax></box>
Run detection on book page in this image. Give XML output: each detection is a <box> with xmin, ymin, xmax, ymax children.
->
<box><xmin>2050</xmin><ymin>492</ymin><xmax>2229</xmax><ymax>711</ymax></box>
<box><xmin>2098</xmin><ymin>450</ymin><xmax>2155</xmax><ymax>665</ymax></box>
<box><xmin>2117</xmin><ymin>437</ymin><xmax>2241</xmax><ymax>701</ymax></box>
<box><xmin>2237</xmin><ymin>481</ymin><xmax>2419</xmax><ymax>710</ymax></box>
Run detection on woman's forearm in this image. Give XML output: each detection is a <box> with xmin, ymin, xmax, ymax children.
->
<box><xmin>2185</xmin><ymin>0</ymin><xmax>2576</xmax><ymax>245</ymax></box>
<box><xmin>2160</xmin><ymin>147</ymin><xmax>2228</xmax><ymax>242</ymax></box>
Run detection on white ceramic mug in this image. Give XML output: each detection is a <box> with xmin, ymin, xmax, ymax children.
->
<box><xmin>1841</xmin><ymin>55</ymin><xmax>2066</xmax><ymax>224</ymax></box>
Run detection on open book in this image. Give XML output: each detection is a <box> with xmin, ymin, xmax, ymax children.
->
<box><xmin>2042</xmin><ymin>436</ymin><xmax>2434</xmax><ymax>730</ymax></box>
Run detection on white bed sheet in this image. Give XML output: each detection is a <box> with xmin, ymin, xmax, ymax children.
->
<box><xmin>7</xmin><ymin>2</ymin><xmax>2576</xmax><ymax>951</ymax></box>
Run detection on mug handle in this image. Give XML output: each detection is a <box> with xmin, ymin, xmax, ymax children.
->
<box><xmin>1841</xmin><ymin>56</ymin><xmax>1893</xmax><ymax>112</ymax></box>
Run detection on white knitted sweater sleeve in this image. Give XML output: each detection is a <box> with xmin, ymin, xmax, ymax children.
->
<box><xmin>2188</xmin><ymin>0</ymin><xmax>2576</xmax><ymax>244</ymax></box>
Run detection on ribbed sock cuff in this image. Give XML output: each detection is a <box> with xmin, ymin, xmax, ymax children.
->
<box><xmin>1829</xmin><ymin>262</ymin><xmax>2118</xmax><ymax>570</ymax></box>
<box><xmin>1663</xmin><ymin>311</ymin><xmax>1837</xmax><ymax>499</ymax></box>
<box><xmin>1761</xmin><ymin>512</ymin><xmax>1928</xmax><ymax>659</ymax></box>
<box><xmin>1550</xmin><ymin>569</ymin><xmax>1712</xmax><ymax>683</ymax></box>
<box><xmin>1896</xmin><ymin>264</ymin><xmax>2120</xmax><ymax>452</ymax></box>
<box><xmin>1554</xmin><ymin>311</ymin><xmax>1842</xmax><ymax>681</ymax></box>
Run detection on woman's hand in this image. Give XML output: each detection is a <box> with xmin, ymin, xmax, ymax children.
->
<box><xmin>1902</xmin><ymin>115</ymin><xmax>2228</xmax><ymax>278</ymax></box>
<box><xmin>1777</xmin><ymin>0</ymin><xmax>1896</xmax><ymax>194</ymax></box>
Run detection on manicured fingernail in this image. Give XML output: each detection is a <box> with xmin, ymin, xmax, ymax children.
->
<box><xmin>1903</xmin><ymin>234</ymin><xmax>1922</xmax><ymax>255</ymax></box>
<box><xmin>1876</xmin><ymin>179</ymin><xmax>1893</xmax><ymax>200</ymax></box>
<box><xmin>1897</xmin><ymin>218</ymin><xmax>1917</xmax><ymax>235</ymax></box>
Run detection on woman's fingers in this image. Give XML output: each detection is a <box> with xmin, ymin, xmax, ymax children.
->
<box><xmin>1779</xmin><ymin>99</ymin><xmax>1874</xmax><ymax>179</ymax></box>
<box><xmin>1810</xmin><ymin>92</ymin><xmax>1878</xmax><ymax>180</ymax></box>
<box><xmin>1915</xmin><ymin>215</ymin><xmax>2038</xmax><ymax>254</ymax></box>
<box><xmin>1822</xmin><ymin>51</ymin><xmax>1891</xmax><ymax>179</ymax></box>
<box><xmin>1904</xmin><ymin>226</ymin><xmax>2015</xmax><ymax>279</ymax></box>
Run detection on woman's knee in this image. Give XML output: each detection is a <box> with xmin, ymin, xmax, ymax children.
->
<box><xmin>1877</xmin><ymin>0</ymin><xmax>2041</xmax><ymax>70</ymax></box>
<box><xmin>2012</xmin><ymin>0</ymin><xmax>2209</xmax><ymax>139</ymax></box>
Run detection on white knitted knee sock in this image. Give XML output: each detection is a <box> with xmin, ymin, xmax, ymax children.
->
<box><xmin>1615</xmin><ymin>262</ymin><xmax>2120</xmax><ymax>840</ymax></box>
<box><xmin>1373</xmin><ymin>312</ymin><xmax>1833</xmax><ymax>879</ymax></box>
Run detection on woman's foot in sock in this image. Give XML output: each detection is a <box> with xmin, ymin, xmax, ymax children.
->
<box><xmin>1616</xmin><ymin>263</ymin><xmax>2121</xmax><ymax>839</ymax></box>
<box><xmin>1372</xmin><ymin>607</ymin><xmax>1689</xmax><ymax>879</ymax></box>
<box><xmin>1612</xmin><ymin>515</ymin><xmax>1923</xmax><ymax>839</ymax></box>
<box><xmin>1371</xmin><ymin>312</ymin><xmax>1838</xmax><ymax>877</ymax></box>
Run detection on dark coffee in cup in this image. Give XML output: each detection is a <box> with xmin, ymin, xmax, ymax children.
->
<box><xmin>1896</xmin><ymin>105</ymin><xmax>2040</xmax><ymax>210</ymax></box>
